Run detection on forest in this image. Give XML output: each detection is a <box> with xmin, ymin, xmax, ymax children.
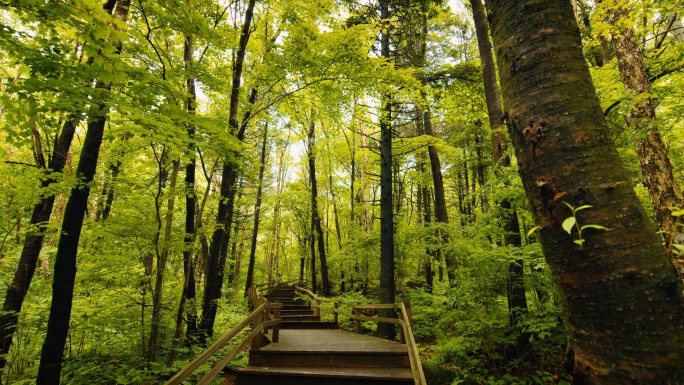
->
<box><xmin>1</xmin><ymin>0</ymin><xmax>683</xmax><ymax>384</ymax></box>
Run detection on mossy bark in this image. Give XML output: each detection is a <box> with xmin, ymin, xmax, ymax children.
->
<box><xmin>488</xmin><ymin>0</ymin><xmax>684</xmax><ymax>382</ymax></box>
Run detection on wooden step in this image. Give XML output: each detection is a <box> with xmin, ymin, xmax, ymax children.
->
<box><xmin>281</xmin><ymin>314</ymin><xmax>321</xmax><ymax>322</ymax></box>
<box><xmin>275</xmin><ymin>309</ymin><xmax>315</xmax><ymax>316</ymax></box>
<box><xmin>280</xmin><ymin>321</ymin><xmax>338</xmax><ymax>329</ymax></box>
<box><xmin>235</xmin><ymin>366</ymin><xmax>413</xmax><ymax>385</ymax></box>
<box><xmin>248</xmin><ymin>350</ymin><xmax>410</xmax><ymax>368</ymax></box>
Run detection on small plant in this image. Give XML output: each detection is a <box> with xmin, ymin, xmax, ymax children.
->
<box><xmin>667</xmin><ymin>207</ymin><xmax>684</xmax><ymax>255</ymax></box>
<box><xmin>561</xmin><ymin>202</ymin><xmax>609</xmax><ymax>249</ymax></box>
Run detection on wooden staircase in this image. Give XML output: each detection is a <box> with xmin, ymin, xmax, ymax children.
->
<box><xmin>236</xmin><ymin>285</ymin><xmax>414</xmax><ymax>384</ymax></box>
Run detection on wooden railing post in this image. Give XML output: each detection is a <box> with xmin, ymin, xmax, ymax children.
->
<box><xmin>334</xmin><ymin>302</ymin><xmax>339</xmax><ymax>324</ymax></box>
<box><xmin>252</xmin><ymin>300</ymin><xmax>264</xmax><ymax>349</ymax></box>
<box><xmin>316</xmin><ymin>299</ymin><xmax>321</xmax><ymax>316</ymax></box>
<box><xmin>403</xmin><ymin>297</ymin><xmax>413</xmax><ymax>330</ymax></box>
<box><xmin>272</xmin><ymin>306</ymin><xmax>281</xmax><ymax>342</ymax></box>
<box><xmin>355</xmin><ymin>304</ymin><xmax>362</xmax><ymax>334</ymax></box>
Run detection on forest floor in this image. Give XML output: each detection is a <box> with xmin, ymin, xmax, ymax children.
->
<box><xmin>220</xmin><ymin>373</ymin><xmax>237</xmax><ymax>384</ymax></box>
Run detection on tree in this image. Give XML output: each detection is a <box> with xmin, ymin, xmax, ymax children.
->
<box><xmin>601</xmin><ymin>1</ymin><xmax>684</xmax><ymax>272</ymax></box>
<box><xmin>199</xmin><ymin>0</ymin><xmax>256</xmax><ymax>339</ymax></box>
<box><xmin>307</xmin><ymin>121</ymin><xmax>331</xmax><ymax>296</ymax></box>
<box><xmin>37</xmin><ymin>1</ymin><xmax>131</xmax><ymax>382</ymax></box>
<box><xmin>469</xmin><ymin>0</ymin><xmax>530</xmax><ymax>358</ymax></box>
<box><xmin>487</xmin><ymin>0</ymin><xmax>684</xmax><ymax>382</ymax></box>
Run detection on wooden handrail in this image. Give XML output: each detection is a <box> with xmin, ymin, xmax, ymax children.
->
<box><xmin>165</xmin><ymin>287</ymin><xmax>282</xmax><ymax>385</ymax></box>
<box><xmin>294</xmin><ymin>285</ymin><xmax>426</xmax><ymax>385</ymax></box>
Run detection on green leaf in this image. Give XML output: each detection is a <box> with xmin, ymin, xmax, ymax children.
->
<box><xmin>574</xmin><ymin>205</ymin><xmax>593</xmax><ymax>211</ymax></box>
<box><xmin>672</xmin><ymin>209</ymin><xmax>684</xmax><ymax>217</ymax></box>
<box><xmin>562</xmin><ymin>217</ymin><xmax>576</xmax><ymax>234</ymax></box>
<box><xmin>527</xmin><ymin>226</ymin><xmax>540</xmax><ymax>237</ymax></box>
<box><xmin>581</xmin><ymin>224</ymin><xmax>609</xmax><ymax>231</ymax></box>
<box><xmin>574</xmin><ymin>239</ymin><xmax>585</xmax><ymax>246</ymax></box>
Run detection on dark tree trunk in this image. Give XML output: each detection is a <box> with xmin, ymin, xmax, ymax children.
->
<box><xmin>0</xmin><ymin>0</ymin><xmax>120</xmax><ymax>371</ymax></box>
<box><xmin>182</xmin><ymin>32</ymin><xmax>198</xmax><ymax>343</ymax></box>
<box><xmin>470</xmin><ymin>0</ymin><xmax>530</xmax><ymax>357</ymax></box>
<box><xmin>378</xmin><ymin>0</ymin><xmax>396</xmax><ymax>341</ymax></box>
<box><xmin>199</xmin><ymin>0</ymin><xmax>255</xmax><ymax>339</ymax></box>
<box><xmin>423</xmin><ymin>110</ymin><xmax>450</xmax><ymax>283</ymax></box>
<box><xmin>0</xmin><ymin>117</ymin><xmax>77</xmax><ymax>372</ymax></box>
<box><xmin>606</xmin><ymin>5</ymin><xmax>684</xmax><ymax>274</ymax></box>
<box><xmin>488</xmin><ymin>0</ymin><xmax>684</xmax><ymax>382</ymax></box>
<box><xmin>244</xmin><ymin>124</ymin><xmax>268</xmax><ymax>296</ymax></box>
<box><xmin>36</xmin><ymin>2</ymin><xmax>130</xmax><ymax>382</ymax></box>
<box><xmin>307</xmin><ymin>122</ymin><xmax>330</xmax><ymax>296</ymax></box>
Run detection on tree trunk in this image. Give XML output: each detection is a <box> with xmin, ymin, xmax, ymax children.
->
<box><xmin>606</xmin><ymin>5</ymin><xmax>684</xmax><ymax>274</ymax></box>
<box><xmin>181</xmin><ymin>31</ymin><xmax>198</xmax><ymax>344</ymax></box>
<box><xmin>488</xmin><ymin>0</ymin><xmax>684</xmax><ymax>382</ymax></box>
<box><xmin>307</xmin><ymin>122</ymin><xmax>330</xmax><ymax>296</ymax></box>
<box><xmin>148</xmin><ymin>160</ymin><xmax>180</xmax><ymax>363</ymax></box>
<box><xmin>378</xmin><ymin>0</ymin><xmax>395</xmax><ymax>341</ymax></box>
<box><xmin>199</xmin><ymin>0</ymin><xmax>255</xmax><ymax>339</ymax></box>
<box><xmin>470</xmin><ymin>0</ymin><xmax>530</xmax><ymax>357</ymax></box>
<box><xmin>36</xmin><ymin>2</ymin><xmax>130</xmax><ymax>382</ymax></box>
<box><xmin>244</xmin><ymin>124</ymin><xmax>268</xmax><ymax>296</ymax></box>
<box><xmin>0</xmin><ymin>117</ymin><xmax>77</xmax><ymax>373</ymax></box>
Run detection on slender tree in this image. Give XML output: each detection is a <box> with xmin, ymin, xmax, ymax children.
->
<box><xmin>37</xmin><ymin>1</ymin><xmax>131</xmax><ymax>382</ymax></box>
<box><xmin>470</xmin><ymin>0</ymin><xmax>530</xmax><ymax>357</ymax></box>
<box><xmin>0</xmin><ymin>0</ymin><xmax>118</xmax><ymax>372</ymax></box>
<box><xmin>378</xmin><ymin>0</ymin><xmax>396</xmax><ymax>340</ymax></box>
<box><xmin>307</xmin><ymin>121</ymin><xmax>331</xmax><ymax>296</ymax></box>
<box><xmin>244</xmin><ymin>123</ymin><xmax>269</xmax><ymax>296</ymax></box>
<box><xmin>603</xmin><ymin>2</ymin><xmax>684</xmax><ymax>272</ymax></box>
<box><xmin>487</xmin><ymin>0</ymin><xmax>684</xmax><ymax>382</ymax></box>
<box><xmin>200</xmin><ymin>0</ymin><xmax>256</xmax><ymax>339</ymax></box>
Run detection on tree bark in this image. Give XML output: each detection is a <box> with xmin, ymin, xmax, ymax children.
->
<box><xmin>199</xmin><ymin>0</ymin><xmax>255</xmax><ymax>339</ymax></box>
<box><xmin>488</xmin><ymin>0</ymin><xmax>684</xmax><ymax>382</ymax></box>
<box><xmin>378</xmin><ymin>0</ymin><xmax>396</xmax><ymax>341</ymax></box>
<box><xmin>605</xmin><ymin>5</ymin><xmax>684</xmax><ymax>274</ymax></box>
<box><xmin>244</xmin><ymin>124</ymin><xmax>269</xmax><ymax>296</ymax></box>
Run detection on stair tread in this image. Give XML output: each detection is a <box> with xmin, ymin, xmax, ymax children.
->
<box><xmin>237</xmin><ymin>366</ymin><xmax>413</xmax><ymax>380</ymax></box>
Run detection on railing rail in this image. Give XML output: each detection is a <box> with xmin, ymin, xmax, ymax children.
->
<box><xmin>164</xmin><ymin>286</ymin><xmax>281</xmax><ymax>385</ymax></box>
<box><xmin>294</xmin><ymin>285</ymin><xmax>426</xmax><ymax>385</ymax></box>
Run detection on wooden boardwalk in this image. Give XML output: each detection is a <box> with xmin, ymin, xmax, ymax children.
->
<box><xmin>235</xmin><ymin>286</ymin><xmax>415</xmax><ymax>384</ymax></box>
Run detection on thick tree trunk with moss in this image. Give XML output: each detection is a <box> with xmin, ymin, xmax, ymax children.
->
<box><xmin>606</xmin><ymin>5</ymin><xmax>684</xmax><ymax>274</ymax></box>
<box><xmin>488</xmin><ymin>0</ymin><xmax>684</xmax><ymax>382</ymax></box>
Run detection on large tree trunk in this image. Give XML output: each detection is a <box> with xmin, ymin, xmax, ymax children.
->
<box><xmin>36</xmin><ymin>2</ymin><xmax>130</xmax><ymax>383</ymax></box>
<box><xmin>307</xmin><ymin>122</ymin><xmax>330</xmax><ymax>296</ymax></box>
<box><xmin>378</xmin><ymin>0</ymin><xmax>395</xmax><ymax>341</ymax></box>
<box><xmin>244</xmin><ymin>124</ymin><xmax>268</xmax><ymax>296</ymax></box>
<box><xmin>470</xmin><ymin>0</ymin><xmax>530</xmax><ymax>358</ymax></box>
<box><xmin>199</xmin><ymin>0</ymin><xmax>255</xmax><ymax>339</ymax></box>
<box><xmin>487</xmin><ymin>0</ymin><xmax>684</xmax><ymax>382</ymax></box>
<box><xmin>605</xmin><ymin>5</ymin><xmax>684</xmax><ymax>274</ymax></box>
